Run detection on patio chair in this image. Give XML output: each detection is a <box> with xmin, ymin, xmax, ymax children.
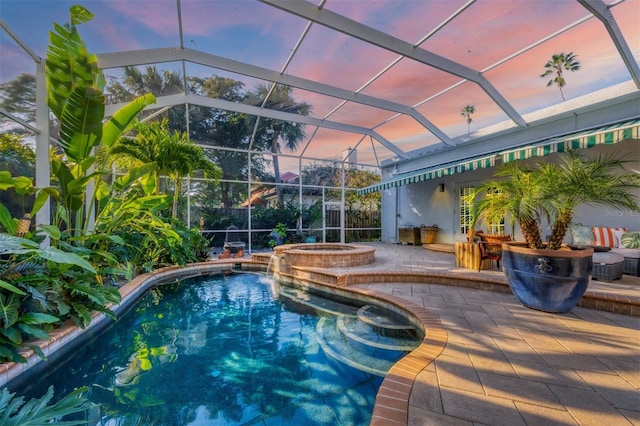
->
<box><xmin>478</xmin><ymin>233</ymin><xmax>512</xmax><ymax>271</ymax></box>
<box><xmin>219</xmin><ymin>225</ymin><xmax>245</xmax><ymax>259</ymax></box>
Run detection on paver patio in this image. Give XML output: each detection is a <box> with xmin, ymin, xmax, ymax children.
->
<box><xmin>338</xmin><ymin>243</ymin><xmax>640</xmax><ymax>425</ymax></box>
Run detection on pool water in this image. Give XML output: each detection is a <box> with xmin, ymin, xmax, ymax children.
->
<box><xmin>19</xmin><ymin>273</ymin><xmax>420</xmax><ymax>425</ymax></box>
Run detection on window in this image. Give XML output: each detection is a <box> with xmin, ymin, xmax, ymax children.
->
<box><xmin>485</xmin><ymin>187</ymin><xmax>506</xmax><ymax>235</ymax></box>
<box><xmin>458</xmin><ymin>186</ymin><xmax>474</xmax><ymax>237</ymax></box>
<box><xmin>458</xmin><ymin>186</ymin><xmax>506</xmax><ymax>237</ymax></box>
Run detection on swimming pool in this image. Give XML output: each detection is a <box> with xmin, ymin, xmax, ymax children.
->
<box><xmin>17</xmin><ymin>272</ymin><xmax>420</xmax><ymax>425</ymax></box>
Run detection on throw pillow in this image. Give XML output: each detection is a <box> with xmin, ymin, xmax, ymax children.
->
<box><xmin>570</xmin><ymin>223</ymin><xmax>593</xmax><ymax>246</ymax></box>
<box><xmin>620</xmin><ymin>231</ymin><xmax>640</xmax><ymax>249</ymax></box>
<box><xmin>592</xmin><ymin>226</ymin><xmax>626</xmax><ymax>248</ymax></box>
<box><xmin>612</xmin><ymin>229</ymin><xmax>626</xmax><ymax>248</ymax></box>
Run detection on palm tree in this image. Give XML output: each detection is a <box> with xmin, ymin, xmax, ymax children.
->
<box><xmin>470</xmin><ymin>150</ymin><xmax>640</xmax><ymax>250</ymax></box>
<box><xmin>106</xmin><ymin>65</ymin><xmax>185</xmax><ymax>127</ymax></box>
<box><xmin>108</xmin><ymin>119</ymin><xmax>221</xmax><ymax>218</ymax></box>
<box><xmin>107</xmin><ymin>66</ymin><xmax>184</xmax><ymax>102</ymax></box>
<box><xmin>246</xmin><ymin>84</ymin><xmax>311</xmax><ymax>207</ymax></box>
<box><xmin>189</xmin><ymin>75</ymin><xmax>256</xmax><ymax>209</ymax></box>
<box><xmin>540</xmin><ymin>52</ymin><xmax>580</xmax><ymax>102</ymax></box>
<box><xmin>460</xmin><ymin>105</ymin><xmax>475</xmax><ymax>133</ymax></box>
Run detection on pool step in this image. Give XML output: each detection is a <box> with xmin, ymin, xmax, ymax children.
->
<box><xmin>278</xmin><ymin>287</ymin><xmax>359</xmax><ymax>318</ymax></box>
<box><xmin>337</xmin><ymin>316</ymin><xmax>419</xmax><ymax>352</ymax></box>
<box><xmin>316</xmin><ymin>317</ymin><xmax>392</xmax><ymax>377</ymax></box>
<box><xmin>357</xmin><ymin>305</ymin><xmax>415</xmax><ymax>332</ymax></box>
<box><xmin>280</xmin><ymin>286</ymin><xmax>419</xmax><ymax>376</ymax></box>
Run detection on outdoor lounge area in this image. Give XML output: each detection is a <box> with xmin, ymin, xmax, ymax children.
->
<box><xmin>1</xmin><ymin>0</ymin><xmax>639</xmax><ymax>424</ymax></box>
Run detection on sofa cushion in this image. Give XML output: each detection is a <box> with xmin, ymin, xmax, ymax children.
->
<box><xmin>592</xmin><ymin>226</ymin><xmax>626</xmax><ymax>248</ymax></box>
<box><xmin>620</xmin><ymin>231</ymin><xmax>640</xmax><ymax>249</ymax></box>
<box><xmin>570</xmin><ymin>223</ymin><xmax>593</xmax><ymax>246</ymax></box>
<box><xmin>611</xmin><ymin>248</ymin><xmax>640</xmax><ymax>259</ymax></box>
<box><xmin>592</xmin><ymin>251</ymin><xmax>624</xmax><ymax>264</ymax></box>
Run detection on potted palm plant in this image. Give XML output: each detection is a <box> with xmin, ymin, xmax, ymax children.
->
<box><xmin>470</xmin><ymin>150</ymin><xmax>640</xmax><ymax>313</ymax></box>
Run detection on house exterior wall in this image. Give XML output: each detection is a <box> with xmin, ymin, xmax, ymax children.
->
<box><xmin>382</xmin><ymin>139</ymin><xmax>640</xmax><ymax>244</ymax></box>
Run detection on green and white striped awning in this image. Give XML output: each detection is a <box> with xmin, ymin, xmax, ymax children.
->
<box><xmin>358</xmin><ymin>155</ymin><xmax>495</xmax><ymax>194</ymax></box>
<box><xmin>501</xmin><ymin>119</ymin><xmax>639</xmax><ymax>162</ymax></box>
<box><xmin>358</xmin><ymin>119</ymin><xmax>639</xmax><ymax>195</ymax></box>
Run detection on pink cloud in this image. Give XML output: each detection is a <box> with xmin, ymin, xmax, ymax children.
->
<box><xmin>287</xmin><ymin>25</ymin><xmax>399</xmax><ymax>91</ymax></box>
<box><xmin>93</xmin><ymin>21</ymin><xmax>143</xmax><ymax>52</ymax></box>
<box><xmin>103</xmin><ymin>1</ymin><xmax>181</xmax><ymax>38</ymax></box>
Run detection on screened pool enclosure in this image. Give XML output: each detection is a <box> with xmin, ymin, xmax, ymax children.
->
<box><xmin>1</xmin><ymin>0</ymin><xmax>638</xmax><ymax>251</ymax></box>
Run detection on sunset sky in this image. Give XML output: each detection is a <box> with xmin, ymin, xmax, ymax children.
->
<box><xmin>2</xmin><ymin>0</ymin><xmax>638</xmax><ymax>171</ymax></box>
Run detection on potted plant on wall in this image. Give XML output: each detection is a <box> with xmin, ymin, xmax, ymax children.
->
<box><xmin>470</xmin><ymin>150</ymin><xmax>640</xmax><ymax>313</ymax></box>
<box><xmin>269</xmin><ymin>223</ymin><xmax>288</xmax><ymax>248</ymax></box>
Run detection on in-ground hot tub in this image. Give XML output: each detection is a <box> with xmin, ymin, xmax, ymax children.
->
<box><xmin>272</xmin><ymin>243</ymin><xmax>375</xmax><ymax>268</ymax></box>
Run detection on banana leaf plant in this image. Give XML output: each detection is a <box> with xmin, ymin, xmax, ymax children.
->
<box><xmin>45</xmin><ymin>4</ymin><xmax>155</xmax><ymax>237</ymax></box>
<box><xmin>0</xmin><ymin>4</ymin><xmax>155</xmax><ymax>363</ymax></box>
<box><xmin>0</xmin><ymin>385</ymin><xmax>92</xmax><ymax>425</ymax></box>
<box><xmin>0</xmin><ymin>230</ymin><xmax>103</xmax><ymax>363</ymax></box>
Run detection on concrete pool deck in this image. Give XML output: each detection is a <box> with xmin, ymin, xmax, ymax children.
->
<box><xmin>246</xmin><ymin>242</ymin><xmax>640</xmax><ymax>425</ymax></box>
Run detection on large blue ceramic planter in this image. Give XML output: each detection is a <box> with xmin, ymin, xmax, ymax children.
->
<box><xmin>501</xmin><ymin>242</ymin><xmax>594</xmax><ymax>313</ymax></box>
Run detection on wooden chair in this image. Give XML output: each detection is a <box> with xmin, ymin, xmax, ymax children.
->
<box><xmin>478</xmin><ymin>233</ymin><xmax>511</xmax><ymax>271</ymax></box>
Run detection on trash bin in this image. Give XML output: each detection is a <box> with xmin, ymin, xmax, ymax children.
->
<box><xmin>420</xmin><ymin>225</ymin><xmax>438</xmax><ymax>245</ymax></box>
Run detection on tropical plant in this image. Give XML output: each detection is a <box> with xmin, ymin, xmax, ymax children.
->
<box><xmin>0</xmin><ymin>171</ymin><xmax>129</xmax><ymax>363</ymax></box>
<box><xmin>0</xmin><ymin>385</ymin><xmax>92</xmax><ymax>425</ymax></box>
<box><xmin>268</xmin><ymin>222</ymin><xmax>288</xmax><ymax>248</ymax></box>
<box><xmin>460</xmin><ymin>105</ymin><xmax>475</xmax><ymax>133</ymax></box>
<box><xmin>246</xmin><ymin>83</ymin><xmax>311</xmax><ymax>206</ymax></box>
<box><xmin>470</xmin><ymin>150</ymin><xmax>640</xmax><ymax>250</ymax></box>
<box><xmin>107</xmin><ymin>119</ymin><xmax>221</xmax><ymax>218</ymax></box>
<box><xmin>0</xmin><ymin>135</ymin><xmax>37</xmax><ymax>221</ymax></box>
<box><xmin>107</xmin><ymin>216</ymin><xmax>210</xmax><ymax>273</ymax></box>
<box><xmin>0</xmin><ymin>230</ymin><xmax>119</xmax><ymax>362</ymax></box>
<box><xmin>45</xmin><ymin>4</ymin><xmax>155</xmax><ymax>236</ymax></box>
<box><xmin>540</xmin><ymin>52</ymin><xmax>580</xmax><ymax>102</ymax></box>
<box><xmin>0</xmin><ymin>3</ymin><xmax>158</xmax><ymax>363</ymax></box>
<box><xmin>92</xmin><ymin>161</ymin><xmax>209</xmax><ymax>273</ymax></box>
